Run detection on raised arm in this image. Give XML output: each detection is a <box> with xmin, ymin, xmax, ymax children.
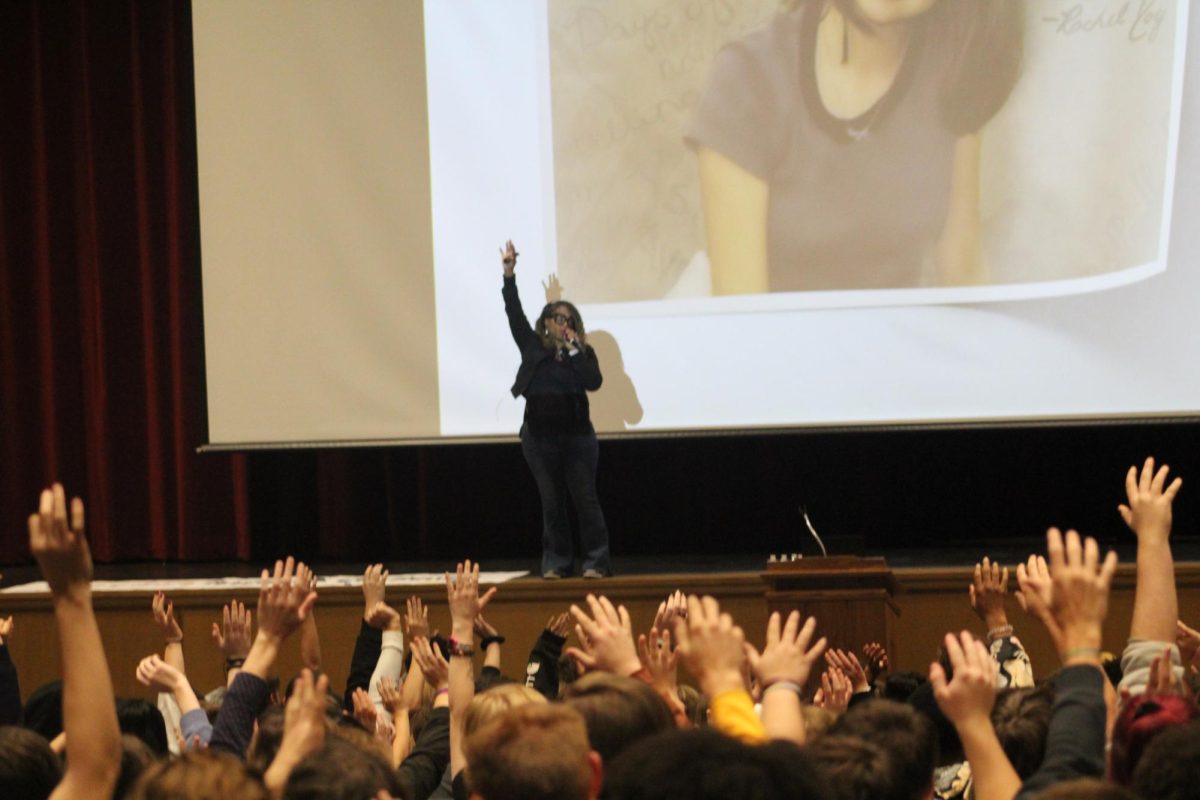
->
<box><xmin>675</xmin><ymin>595</ymin><xmax>764</xmax><ymax>744</ymax></box>
<box><xmin>365</xmin><ymin>600</ymin><xmax>404</xmax><ymax>720</ymax></box>
<box><xmin>1120</xmin><ymin>457</ymin><xmax>1182</xmax><ymax>645</ymax></box>
<box><xmin>745</xmin><ymin>611</ymin><xmax>827</xmax><ymax>745</ymax></box>
<box><xmin>500</xmin><ymin>241</ymin><xmax>539</xmax><ymax>351</ymax></box>
<box><xmin>209</xmin><ymin>556</ymin><xmax>317</xmax><ymax>757</ymax></box>
<box><xmin>211</xmin><ymin>599</ymin><xmax>253</xmax><ymax>687</ymax></box>
<box><xmin>446</xmin><ymin>559</ymin><xmax>497</xmax><ymax>776</ymax></box>
<box><xmin>930</xmin><ymin>630</ymin><xmax>1020</xmax><ymax>800</ymax></box>
<box><xmin>343</xmin><ymin>564</ymin><xmax>387</xmax><ymax>710</ymax></box>
<box><xmin>296</xmin><ymin>564</ymin><xmax>322</xmax><ymax>671</ymax></box>
<box><xmin>151</xmin><ymin>591</ymin><xmax>186</xmax><ymax>674</ymax></box>
<box><xmin>30</xmin><ymin>483</ymin><xmax>121</xmax><ymax>800</ymax></box>
<box><xmin>1016</xmin><ymin>528</ymin><xmax>1116</xmax><ymax>796</ymax></box>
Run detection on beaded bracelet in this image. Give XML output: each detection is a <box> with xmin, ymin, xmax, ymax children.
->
<box><xmin>987</xmin><ymin>625</ymin><xmax>1014</xmax><ymax>641</ymax></box>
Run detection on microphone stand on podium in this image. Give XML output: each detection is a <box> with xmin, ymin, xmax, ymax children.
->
<box><xmin>760</xmin><ymin>509</ymin><xmax>898</xmax><ymax>686</ymax></box>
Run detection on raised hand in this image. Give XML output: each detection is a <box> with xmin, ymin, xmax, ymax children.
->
<box><xmin>1119</xmin><ymin>457</ymin><xmax>1182</xmax><ymax>541</ymax></box>
<box><xmin>366</xmin><ymin>601</ymin><xmax>402</xmax><ymax>632</ymax></box>
<box><xmin>410</xmin><ymin>636</ymin><xmax>449</xmax><ymax>689</ymax></box>
<box><xmin>256</xmin><ymin>557</ymin><xmax>318</xmax><ymax>643</ymax></box>
<box><xmin>135</xmin><ymin>653</ymin><xmax>186</xmax><ymax>695</ymax></box>
<box><xmin>446</xmin><ymin>560</ymin><xmax>497</xmax><ymax>637</ymax></box>
<box><xmin>1147</xmin><ymin>646</ymin><xmax>1183</xmax><ymax>695</ymax></box>
<box><xmin>651</xmin><ymin>590</ymin><xmax>688</xmax><ymax>636</ymax></box>
<box><xmin>637</xmin><ymin>627</ymin><xmax>680</xmax><ymax>694</ymax></box>
<box><xmin>814</xmin><ymin>668</ymin><xmax>851</xmax><ymax>714</ymax></box>
<box><xmin>405</xmin><ymin>596</ymin><xmax>429</xmax><ymax>640</ymax></box>
<box><xmin>824</xmin><ymin>647</ymin><xmax>868</xmax><ymax>694</ymax></box>
<box><xmin>1015</xmin><ymin>554</ymin><xmax>1054</xmax><ymax>634</ymax></box>
<box><xmin>28</xmin><ymin>483</ymin><xmax>92</xmax><ymax>599</ymax></box>
<box><xmin>351</xmin><ymin>687</ymin><xmax>379</xmax><ymax>731</ymax></box>
<box><xmin>929</xmin><ymin>631</ymin><xmax>997</xmax><ymax>726</ymax></box>
<box><xmin>565</xmin><ymin>594</ymin><xmax>641</xmax><ymax>677</ymax></box>
<box><xmin>674</xmin><ymin>595</ymin><xmax>748</xmax><ymax>697</ymax></box>
<box><xmin>474</xmin><ymin>614</ymin><xmax>499</xmax><ymax>640</ymax></box>
<box><xmin>212</xmin><ymin>600</ymin><xmax>253</xmax><ymax>660</ymax></box>
<box><xmin>500</xmin><ymin>240</ymin><xmax>519</xmax><ymax>276</ymax></box>
<box><xmin>264</xmin><ymin>668</ymin><xmax>330</xmax><ymax>793</ymax></box>
<box><xmin>542</xmin><ymin>273</ymin><xmax>562</xmax><ymax>303</ymax></box>
<box><xmin>152</xmin><ymin>592</ymin><xmax>183</xmax><ymax>644</ymax></box>
<box><xmin>862</xmin><ymin>642</ymin><xmax>889</xmax><ymax>683</ymax></box>
<box><xmin>362</xmin><ymin>564</ymin><xmax>389</xmax><ymax>623</ymax></box>
<box><xmin>378</xmin><ymin>675</ymin><xmax>405</xmax><ymax>715</ymax></box>
<box><xmin>1045</xmin><ymin>528</ymin><xmax>1117</xmax><ymax>665</ymax></box>
<box><xmin>546</xmin><ymin>611</ymin><xmax>572</xmax><ymax>638</ymax></box>
<box><xmin>970</xmin><ymin>557</ymin><xmax>1010</xmax><ymax>631</ymax></box>
<box><xmin>1176</xmin><ymin>620</ymin><xmax>1200</xmax><ymax>671</ymax></box>
<box><xmin>0</xmin><ymin>616</ymin><xmax>12</xmax><ymax>646</ymax></box>
<box><xmin>745</xmin><ymin>611</ymin><xmax>826</xmax><ymax>691</ymax></box>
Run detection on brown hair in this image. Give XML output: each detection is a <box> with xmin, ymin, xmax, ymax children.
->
<box><xmin>126</xmin><ymin>751</ymin><xmax>270</xmax><ymax>800</ymax></box>
<box><xmin>563</xmin><ymin>673</ymin><xmax>675</xmax><ymax>764</ymax></box>
<box><xmin>465</xmin><ymin>703</ymin><xmax>593</xmax><ymax>800</ymax></box>
<box><xmin>463</xmin><ymin>683</ymin><xmax>547</xmax><ymax>739</ymax></box>
<box><xmin>535</xmin><ymin>301</ymin><xmax>588</xmax><ymax>350</ymax></box>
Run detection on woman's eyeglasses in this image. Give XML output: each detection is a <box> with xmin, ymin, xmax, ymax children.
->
<box><xmin>548</xmin><ymin>313</ymin><xmax>574</xmax><ymax>325</ymax></box>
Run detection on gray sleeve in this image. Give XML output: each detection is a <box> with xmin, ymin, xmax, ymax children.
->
<box><xmin>685</xmin><ymin>32</ymin><xmax>786</xmax><ymax>179</ymax></box>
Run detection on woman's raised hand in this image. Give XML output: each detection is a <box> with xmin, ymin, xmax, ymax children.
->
<box><xmin>500</xmin><ymin>240</ymin><xmax>518</xmax><ymax>276</ymax></box>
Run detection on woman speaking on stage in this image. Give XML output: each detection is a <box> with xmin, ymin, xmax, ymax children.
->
<box><xmin>500</xmin><ymin>240</ymin><xmax>611</xmax><ymax>579</ymax></box>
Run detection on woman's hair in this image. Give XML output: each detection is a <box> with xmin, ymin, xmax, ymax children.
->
<box><xmin>0</xmin><ymin>725</ymin><xmax>62</xmax><ymax>800</ymax></box>
<box><xmin>562</xmin><ymin>673</ymin><xmax>675</xmax><ymax>764</ymax></box>
<box><xmin>1110</xmin><ymin>693</ymin><xmax>1200</xmax><ymax>785</ymax></box>
<box><xmin>126</xmin><ymin>751</ymin><xmax>270</xmax><ymax>800</ymax></box>
<box><xmin>463</xmin><ymin>683</ymin><xmax>547</xmax><ymax>740</ymax></box>
<box><xmin>534</xmin><ymin>301</ymin><xmax>587</xmax><ymax>351</ymax></box>
<box><xmin>810</xmin><ymin>0</ymin><xmax>1024</xmax><ymax>135</ymax></box>
<box><xmin>990</xmin><ymin>685</ymin><xmax>1054</xmax><ymax>780</ymax></box>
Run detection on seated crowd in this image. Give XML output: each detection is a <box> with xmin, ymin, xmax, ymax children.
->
<box><xmin>1</xmin><ymin>457</ymin><xmax>1199</xmax><ymax>799</ymax></box>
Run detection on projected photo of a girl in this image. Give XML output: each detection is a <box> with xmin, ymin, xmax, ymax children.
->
<box><xmin>686</xmin><ymin>0</ymin><xmax>1024</xmax><ymax>294</ymax></box>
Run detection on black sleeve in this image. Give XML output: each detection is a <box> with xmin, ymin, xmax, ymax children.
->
<box><xmin>344</xmin><ymin>619</ymin><xmax>382</xmax><ymax>712</ymax></box>
<box><xmin>0</xmin><ymin>644</ymin><xmax>22</xmax><ymax>726</ymax></box>
<box><xmin>1015</xmin><ymin>666</ymin><xmax>1107</xmax><ymax>797</ymax></box>
<box><xmin>209</xmin><ymin>672</ymin><xmax>271</xmax><ymax>758</ymax></box>
<box><xmin>568</xmin><ymin>346</ymin><xmax>603</xmax><ymax>391</ymax></box>
<box><xmin>399</xmin><ymin>707</ymin><xmax>451</xmax><ymax>800</ymax></box>
<box><xmin>524</xmin><ymin>629</ymin><xmax>567</xmax><ymax>700</ymax></box>
<box><xmin>502</xmin><ymin>276</ymin><xmax>538</xmax><ymax>351</ymax></box>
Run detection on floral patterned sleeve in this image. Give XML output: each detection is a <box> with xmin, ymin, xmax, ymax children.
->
<box><xmin>991</xmin><ymin>634</ymin><xmax>1034</xmax><ymax>689</ymax></box>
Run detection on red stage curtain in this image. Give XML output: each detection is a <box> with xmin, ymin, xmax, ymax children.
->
<box><xmin>0</xmin><ymin>0</ymin><xmax>250</xmax><ymax>563</ymax></box>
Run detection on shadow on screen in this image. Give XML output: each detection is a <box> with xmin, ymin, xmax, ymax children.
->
<box><xmin>586</xmin><ymin>330</ymin><xmax>643</xmax><ymax>433</ymax></box>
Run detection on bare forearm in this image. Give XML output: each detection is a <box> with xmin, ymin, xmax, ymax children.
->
<box><xmin>391</xmin><ymin>707</ymin><xmax>413</xmax><ymax>768</ymax></box>
<box><xmin>760</xmin><ymin>689</ymin><xmax>805</xmax><ymax>745</ymax></box>
<box><xmin>54</xmin><ymin>596</ymin><xmax>121</xmax><ymax>797</ymax></box>
<box><xmin>1131</xmin><ymin>539</ymin><xmax>1177</xmax><ymax>643</ymax></box>
<box><xmin>242</xmin><ymin>633</ymin><xmax>283</xmax><ymax>679</ymax></box>
<box><xmin>449</xmin><ymin>624</ymin><xmax>475</xmax><ymax>775</ymax></box>
<box><xmin>300</xmin><ymin>615</ymin><xmax>322</xmax><ymax>671</ymax></box>
<box><xmin>164</xmin><ymin>641</ymin><xmax>186</xmax><ymax>674</ymax></box>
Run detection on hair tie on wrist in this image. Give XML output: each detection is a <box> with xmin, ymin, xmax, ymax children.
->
<box><xmin>435</xmin><ymin>687</ymin><xmax>449</xmax><ymax>697</ymax></box>
<box><xmin>481</xmin><ymin>635</ymin><xmax>506</xmax><ymax>648</ymax></box>
<box><xmin>762</xmin><ymin>680</ymin><xmax>805</xmax><ymax>696</ymax></box>
<box><xmin>987</xmin><ymin>625</ymin><xmax>1014</xmax><ymax>641</ymax></box>
<box><xmin>224</xmin><ymin>657</ymin><xmax>246</xmax><ymax>671</ymax></box>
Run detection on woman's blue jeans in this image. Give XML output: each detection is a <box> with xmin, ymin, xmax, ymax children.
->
<box><xmin>520</xmin><ymin>426</ymin><xmax>611</xmax><ymax>576</ymax></box>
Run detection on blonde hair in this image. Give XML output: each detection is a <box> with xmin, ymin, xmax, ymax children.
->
<box><xmin>463</xmin><ymin>684</ymin><xmax>547</xmax><ymax>739</ymax></box>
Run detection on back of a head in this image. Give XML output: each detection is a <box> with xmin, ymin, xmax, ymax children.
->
<box><xmin>562</xmin><ymin>672</ymin><xmax>674</xmax><ymax>764</ymax></box>
<box><xmin>990</xmin><ymin>685</ymin><xmax>1054</xmax><ymax>780</ymax></box>
<box><xmin>463</xmin><ymin>683</ymin><xmax>547</xmax><ymax>739</ymax></box>
<box><xmin>283</xmin><ymin>736</ymin><xmax>405</xmax><ymax>800</ymax></box>
<box><xmin>126</xmin><ymin>750</ymin><xmax>269</xmax><ymax>800</ymax></box>
<box><xmin>22</xmin><ymin>682</ymin><xmax>63</xmax><ymax>742</ymax></box>
<box><xmin>806</xmin><ymin>734</ymin><xmax>903</xmax><ymax>800</ymax></box>
<box><xmin>830</xmin><ymin>699</ymin><xmax>936</xmax><ymax>800</ymax></box>
<box><xmin>881</xmin><ymin>671</ymin><xmax>927</xmax><ymax>704</ymax></box>
<box><xmin>1110</xmin><ymin>693</ymin><xmax>1200</xmax><ymax>785</ymax></box>
<box><xmin>246</xmin><ymin>704</ymin><xmax>287</xmax><ymax>774</ymax></box>
<box><xmin>465</xmin><ymin>703</ymin><xmax>594</xmax><ymax>800</ymax></box>
<box><xmin>117</xmin><ymin>697</ymin><xmax>170</xmax><ymax>757</ymax></box>
<box><xmin>115</xmin><ymin>734</ymin><xmax>158</xmax><ymax>800</ymax></box>
<box><xmin>1130</xmin><ymin>718</ymin><xmax>1200</xmax><ymax>800</ymax></box>
<box><xmin>605</xmin><ymin>728</ymin><xmax>831</xmax><ymax>800</ymax></box>
<box><xmin>906</xmin><ymin>680</ymin><xmax>963</xmax><ymax>766</ymax></box>
<box><xmin>0</xmin><ymin>725</ymin><xmax>62</xmax><ymax>800</ymax></box>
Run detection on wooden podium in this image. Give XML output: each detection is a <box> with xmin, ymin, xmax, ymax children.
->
<box><xmin>761</xmin><ymin>556</ymin><xmax>898</xmax><ymax>668</ymax></box>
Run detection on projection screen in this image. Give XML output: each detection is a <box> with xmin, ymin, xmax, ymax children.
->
<box><xmin>193</xmin><ymin>0</ymin><xmax>1199</xmax><ymax>447</ymax></box>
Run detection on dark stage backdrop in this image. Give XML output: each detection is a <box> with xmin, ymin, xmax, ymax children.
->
<box><xmin>1</xmin><ymin>0</ymin><xmax>1197</xmax><ymax>567</ymax></box>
